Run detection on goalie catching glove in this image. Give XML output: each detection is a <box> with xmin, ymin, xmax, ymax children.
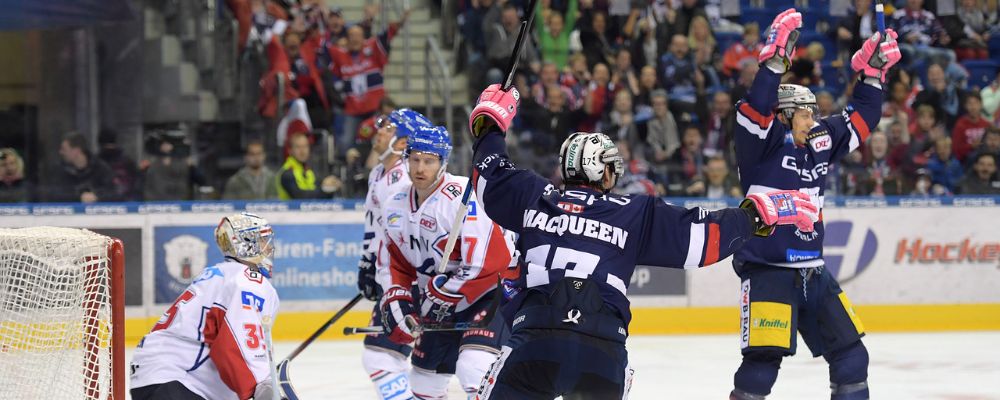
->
<box><xmin>759</xmin><ymin>9</ymin><xmax>802</xmax><ymax>73</ymax></box>
<box><xmin>469</xmin><ymin>84</ymin><xmax>520</xmax><ymax>138</ymax></box>
<box><xmin>741</xmin><ymin>190</ymin><xmax>819</xmax><ymax>237</ymax></box>
<box><xmin>851</xmin><ymin>29</ymin><xmax>902</xmax><ymax>85</ymax></box>
<box><xmin>380</xmin><ymin>285</ymin><xmax>420</xmax><ymax>345</ymax></box>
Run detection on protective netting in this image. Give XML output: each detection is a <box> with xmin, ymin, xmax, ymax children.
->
<box><xmin>0</xmin><ymin>227</ymin><xmax>117</xmax><ymax>400</ymax></box>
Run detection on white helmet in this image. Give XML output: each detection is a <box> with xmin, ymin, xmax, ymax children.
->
<box><xmin>559</xmin><ymin>132</ymin><xmax>624</xmax><ymax>188</ymax></box>
<box><xmin>215</xmin><ymin>212</ymin><xmax>275</xmax><ymax>276</ymax></box>
<box><xmin>776</xmin><ymin>84</ymin><xmax>818</xmax><ymax>120</ymax></box>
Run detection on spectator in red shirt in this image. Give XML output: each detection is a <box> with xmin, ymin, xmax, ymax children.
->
<box><xmin>952</xmin><ymin>92</ymin><xmax>992</xmax><ymax>163</ymax></box>
<box><xmin>721</xmin><ymin>23</ymin><xmax>762</xmax><ymax>79</ymax></box>
<box><xmin>327</xmin><ymin>10</ymin><xmax>411</xmax><ymax>157</ymax></box>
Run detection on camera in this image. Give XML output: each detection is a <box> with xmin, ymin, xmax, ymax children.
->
<box><xmin>144</xmin><ymin>129</ymin><xmax>192</xmax><ymax>158</ymax></box>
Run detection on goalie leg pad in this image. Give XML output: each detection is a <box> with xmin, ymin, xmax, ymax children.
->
<box><xmin>410</xmin><ymin>367</ymin><xmax>451</xmax><ymax>400</ymax></box>
<box><xmin>455</xmin><ymin>348</ymin><xmax>498</xmax><ymax>394</ymax></box>
<box><xmin>826</xmin><ymin>341</ymin><xmax>869</xmax><ymax>400</ymax></box>
<box><xmin>363</xmin><ymin>348</ymin><xmax>414</xmax><ymax>400</ymax></box>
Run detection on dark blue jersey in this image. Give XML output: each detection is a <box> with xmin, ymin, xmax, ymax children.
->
<box><xmin>472</xmin><ymin>132</ymin><xmax>758</xmax><ymax>330</ymax></box>
<box><xmin>733</xmin><ymin>68</ymin><xmax>884</xmax><ymax>268</ymax></box>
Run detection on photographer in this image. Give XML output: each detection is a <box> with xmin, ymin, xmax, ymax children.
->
<box><xmin>142</xmin><ymin>131</ymin><xmax>207</xmax><ymax>201</ymax></box>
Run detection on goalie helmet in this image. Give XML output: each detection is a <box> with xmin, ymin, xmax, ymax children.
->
<box><xmin>215</xmin><ymin>212</ymin><xmax>275</xmax><ymax>276</ymax></box>
<box><xmin>776</xmin><ymin>84</ymin><xmax>818</xmax><ymax>120</ymax></box>
<box><xmin>559</xmin><ymin>132</ymin><xmax>624</xmax><ymax>188</ymax></box>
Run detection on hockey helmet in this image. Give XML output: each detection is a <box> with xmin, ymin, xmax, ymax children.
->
<box><xmin>215</xmin><ymin>212</ymin><xmax>275</xmax><ymax>276</ymax></box>
<box><xmin>405</xmin><ymin>125</ymin><xmax>452</xmax><ymax>163</ymax></box>
<box><xmin>377</xmin><ymin>108</ymin><xmax>432</xmax><ymax>160</ymax></box>
<box><xmin>559</xmin><ymin>132</ymin><xmax>624</xmax><ymax>189</ymax></box>
<box><xmin>776</xmin><ymin>84</ymin><xmax>818</xmax><ymax>120</ymax></box>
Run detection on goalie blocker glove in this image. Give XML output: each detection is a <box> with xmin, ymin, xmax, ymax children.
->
<box><xmin>469</xmin><ymin>84</ymin><xmax>520</xmax><ymax>138</ymax></box>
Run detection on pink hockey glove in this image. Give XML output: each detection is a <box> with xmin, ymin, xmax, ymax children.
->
<box><xmin>380</xmin><ymin>285</ymin><xmax>420</xmax><ymax>344</ymax></box>
<box><xmin>851</xmin><ymin>29</ymin><xmax>902</xmax><ymax>83</ymax></box>
<box><xmin>741</xmin><ymin>190</ymin><xmax>819</xmax><ymax>237</ymax></box>
<box><xmin>469</xmin><ymin>84</ymin><xmax>520</xmax><ymax>138</ymax></box>
<box><xmin>421</xmin><ymin>274</ymin><xmax>463</xmax><ymax>324</ymax></box>
<box><xmin>758</xmin><ymin>9</ymin><xmax>803</xmax><ymax>70</ymax></box>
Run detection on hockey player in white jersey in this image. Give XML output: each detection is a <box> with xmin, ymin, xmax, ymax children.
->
<box><xmin>357</xmin><ymin>108</ymin><xmax>431</xmax><ymax>400</ymax></box>
<box><xmin>130</xmin><ymin>212</ymin><xmax>280</xmax><ymax>400</ymax></box>
<box><xmin>376</xmin><ymin>125</ymin><xmax>516</xmax><ymax>399</ymax></box>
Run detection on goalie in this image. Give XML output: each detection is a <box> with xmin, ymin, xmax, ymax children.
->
<box><xmin>130</xmin><ymin>212</ymin><xmax>281</xmax><ymax>400</ymax></box>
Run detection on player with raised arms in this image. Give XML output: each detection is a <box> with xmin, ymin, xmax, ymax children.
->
<box><xmin>466</xmin><ymin>80</ymin><xmax>820</xmax><ymax>398</ymax></box>
<box><xmin>376</xmin><ymin>125</ymin><xmax>517</xmax><ymax>399</ymax></box>
<box><xmin>356</xmin><ymin>108</ymin><xmax>431</xmax><ymax>400</ymax></box>
<box><xmin>130</xmin><ymin>212</ymin><xmax>281</xmax><ymax>400</ymax></box>
<box><xmin>727</xmin><ymin>9</ymin><xmax>900</xmax><ymax>400</ymax></box>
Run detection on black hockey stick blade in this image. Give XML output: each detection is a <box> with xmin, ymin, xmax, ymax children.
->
<box><xmin>277</xmin><ymin>359</ymin><xmax>300</xmax><ymax>400</ymax></box>
<box><xmin>283</xmin><ymin>293</ymin><xmax>363</xmax><ymax>363</ymax></box>
<box><xmin>343</xmin><ymin>275</ymin><xmax>504</xmax><ymax>334</ymax></box>
<box><xmin>501</xmin><ymin>0</ymin><xmax>539</xmax><ymax>91</ymax></box>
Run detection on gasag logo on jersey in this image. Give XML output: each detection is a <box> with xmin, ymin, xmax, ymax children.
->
<box><xmin>557</xmin><ymin>202</ymin><xmax>584</xmax><ymax>213</ymax></box>
<box><xmin>241</xmin><ymin>291</ymin><xmax>265</xmax><ymax>311</ymax></box>
<box><xmin>164</xmin><ymin>235</ymin><xmax>208</xmax><ymax>285</ymax></box>
<box><xmin>419</xmin><ymin>215</ymin><xmax>437</xmax><ymax>231</ymax></box>
<box><xmin>781</xmin><ymin>156</ymin><xmax>830</xmax><ymax>182</ymax></box>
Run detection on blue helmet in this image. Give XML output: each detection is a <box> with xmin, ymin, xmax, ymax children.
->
<box><xmin>385</xmin><ymin>108</ymin><xmax>432</xmax><ymax>139</ymax></box>
<box><xmin>405</xmin><ymin>125</ymin><xmax>452</xmax><ymax>162</ymax></box>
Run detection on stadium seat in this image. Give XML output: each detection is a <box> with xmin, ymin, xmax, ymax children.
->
<box><xmin>765</xmin><ymin>0</ymin><xmax>796</xmax><ymax>9</ymax></box>
<box><xmin>741</xmin><ymin>9</ymin><xmax>777</xmax><ymax>31</ymax></box>
<box><xmin>797</xmin><ymin>31</ymin><xmax>837</xmax><ymax>62</ymax></box>
<box><xmin>820</xmin><ymin>63</ymin><xmax>846</xmax><ymax>97</ymax></box>
<box><xmin>715</xmin><ymin>32</ymin><xmax>744</xmax><ymax>55</ymax></box>
<box><xmin>988</xmin><ymin>35</ymin><xmax>1000</xmax><ymax>60</ymax></box>
<box><xmin>961</xmin><ymin>60</ymin><xmax>1000</xmax><ymax>89</ymax></box>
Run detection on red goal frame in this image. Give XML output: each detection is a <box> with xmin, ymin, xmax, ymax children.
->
<box><xmin>83</xmin><ymin>238</ymin><xmax>125</xmax><ymax>400</ymax></box>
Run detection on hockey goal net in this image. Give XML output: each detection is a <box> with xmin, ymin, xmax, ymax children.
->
<box><xmin>0</xmin><ymin>227</ymin><xmax>124</xmax><ymax>400</ymax></box>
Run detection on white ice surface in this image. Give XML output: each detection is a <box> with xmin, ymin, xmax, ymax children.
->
<box><xmin>125</xmin><ymin>332</ymin><xmax>1000</xmax><ymax>399</ymax></box>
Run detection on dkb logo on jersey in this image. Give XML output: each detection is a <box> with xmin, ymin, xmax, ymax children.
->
<box><xmin>823</xmin><ymin>221</ymin><xmax>878</xmax><ymax>283</ymax></box>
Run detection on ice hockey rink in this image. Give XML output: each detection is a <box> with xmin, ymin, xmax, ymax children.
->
<box><xmin>125</xmin><ymin>331</ymin><xmax>1000</xmax><ymax>399</ymax></box>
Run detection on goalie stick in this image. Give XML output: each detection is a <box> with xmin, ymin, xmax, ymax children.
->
<box><xmin>436</xmin><ymin>0</ymin><xmax>539</xmax><ymax>274</ymax></box>
<box><xmin>276</xmin><ymin>293</ymin><xmax>363</xmax><ymax>400</ymax></box>
<box><xmin>342</xmin><ymin>275</ymin><xmax>503</xmax><ymax>336</ymax></box>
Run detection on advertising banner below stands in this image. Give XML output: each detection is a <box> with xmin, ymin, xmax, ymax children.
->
<box><xmin>154</xmin><ymin>223</ymin><xmax>365</xmax><ymax>303</ymax></box>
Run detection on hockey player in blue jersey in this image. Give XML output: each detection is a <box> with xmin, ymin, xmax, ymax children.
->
<box><xmin>464</xmin><ymin>82</ymin><xmax>821</xmax><ymax>397</ymax></box>
<box><xmin>728</xmin><ymin>9</ymin><xmax>901</xmax><ymax>400</ymax></box>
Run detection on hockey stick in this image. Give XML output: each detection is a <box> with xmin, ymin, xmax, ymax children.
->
<box><xmin>436</xmin><ymin>0</ymin><xmax>539</xmax><ymax>274</ymax></box>
<box><xmin>874</xmin><ymin>0</ymin><xmax>885</xmax><ymax>33</ymax></box>
<box><xmin>261</xmin><ymin>315</ymin><xmax>281</xmax><ymax>400</ymax></box>
<box><xmin>342</xmin><ymin>275</ymin><xmax>503</xmax><ymax>335</ymax></box>
<box><xmin>276</xmin><ymin>293</ymin><xmax>363</xmax><ymax>400</ymax></box>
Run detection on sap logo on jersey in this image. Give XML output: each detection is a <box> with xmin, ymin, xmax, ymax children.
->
<box><xmin>420</xmin><ymin>215</ymin><xmax>437</xmax><ymax>231</ymax></box>
<box><xmin>378</xmin><ymin>374</ymin><xmax>411</xmax><ymax>400</ymax></box>
<box><xmin>164</xmin><ymin>235</ymin><xmax>208</xmax><ymax>284</ymax></box>
<box><xmin>823</xmin><ymin>221</ymin><xmax>877</xmax><ymax>283</ymax></box>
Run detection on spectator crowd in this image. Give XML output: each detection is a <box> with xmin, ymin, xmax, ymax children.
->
<box><xmin>3</xmin><ymin>0</ymin><xmax>1000</xmax><ymax>204</ymax></box>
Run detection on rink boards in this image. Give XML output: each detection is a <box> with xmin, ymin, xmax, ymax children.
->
<box><xmin>2</xmin><ymin>197</ymin><xmax>998</xmax><ymax>344</ymax></box>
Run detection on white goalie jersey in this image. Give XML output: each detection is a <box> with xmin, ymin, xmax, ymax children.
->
<box><xmin>130</xmin><ymin>260</ymin><xmax>280</xmax><ymax>400</ymax></box>
<box><xmin>376</xmin><ymin>173</ymin><xmax>516</xmax><ymax>312</ymax></box>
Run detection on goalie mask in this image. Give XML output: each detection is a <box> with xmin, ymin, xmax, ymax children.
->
<box><xmin>215</xmin><ymin>212</ymin><xmax>275</xmax><ymax>276</ymax></box>
<box><xmin>559</xmin><ymin>132</ymin><xmax>624</xmax><ymax>190</ymax></box>
<box><xmin>776</xmin><ymin>84</ymin><xmax>818</xmax><ymax>121</ymax></box>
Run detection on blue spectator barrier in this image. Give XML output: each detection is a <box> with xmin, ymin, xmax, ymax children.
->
<box><xmin>988</xmin><ymin>35</ymin><xmax>1000</xmax><ymax>59</ymax></box>
<box><xmin>741</xmin><ymin>9</ymin><xmax>777</xmax><ymax>32</ymax></box>
<box><xmin>962</xmin><ymin>59</ymin><xmax>1000</xmax><ymax>89</ymax></box>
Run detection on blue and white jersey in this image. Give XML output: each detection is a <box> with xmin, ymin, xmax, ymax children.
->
<box><xmin>733</xmin><ymin>68</ymin><xmax>884</xmax><ymax>268</ymax></box>
<box><xmin>362</xmin><ymin>159</ymin><xmax>410</xmax><ymax>277</ymax></box>
<box><xmin>472</xmin><ymin>132</ymin><xmax>758</xmax><ymax>329</ymax></box>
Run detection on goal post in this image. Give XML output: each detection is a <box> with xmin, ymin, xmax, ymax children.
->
<box><xmin>0</xmin><ymin>227</ymin><xmax>125</xmax><ymax>400</ymax></box>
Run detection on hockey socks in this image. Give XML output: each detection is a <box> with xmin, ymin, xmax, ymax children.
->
<box><xmin>363</xmin><ymin>348</ymin><xmax>415</xmax><ymax>400</ymax></box>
